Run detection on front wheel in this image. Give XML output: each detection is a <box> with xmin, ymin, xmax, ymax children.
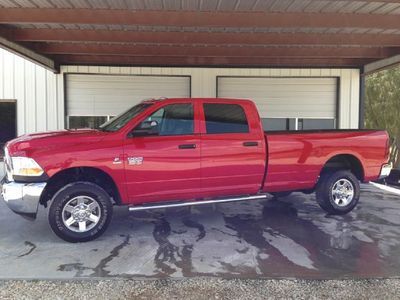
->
<box><xmin>316</xmin><ymin>170</ymin><xmax>360</xmax><ymax>215</ymax></box>
<box><xmin>49</xmin><ymin>182</ymin><xmax>113</xmax><ymax>243</ymax></box>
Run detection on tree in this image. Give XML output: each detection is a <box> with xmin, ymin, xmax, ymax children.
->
<box><xmin>365</xmin><ymin>67</ymin><xmax>400</xmax><ymax>168</ymax></box>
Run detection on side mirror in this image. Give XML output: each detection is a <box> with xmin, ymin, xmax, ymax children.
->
<box><xmin>129</xmin><ymin>120</ymin><xmax>159</xmax><ymax>137</ymax></box>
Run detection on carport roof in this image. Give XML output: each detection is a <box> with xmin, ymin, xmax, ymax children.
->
<box><xmin>1</xmin><ymin>0</ymin><xmax>400</xmax><ymax>72</ymax></box>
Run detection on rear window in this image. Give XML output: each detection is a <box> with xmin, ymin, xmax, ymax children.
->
<box><xmin>203</xmin><ymin>103</ymin><xmax>249</xmax><ymax>134</ymax></box>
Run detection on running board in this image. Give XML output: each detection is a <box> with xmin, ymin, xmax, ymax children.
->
<box><xmin>128</xmin><ymin>194</ymin><xmax>268</xmax><ymax>212</ymax></box>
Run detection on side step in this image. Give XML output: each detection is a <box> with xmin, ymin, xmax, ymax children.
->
<box><xmin>128</xmin><ymin>194</ymin><xmax>268</xmax><ymax>212</ymax></box>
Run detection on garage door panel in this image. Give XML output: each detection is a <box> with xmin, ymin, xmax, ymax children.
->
<box><xmin>217</xmin><ymin>77</ymin><xmax>337</xmax><ymax>120</ymax></box>
<box><xmin>67</xmin><ymin>74</ymin><xmax>190</xmax><ymax>117</ymax></box>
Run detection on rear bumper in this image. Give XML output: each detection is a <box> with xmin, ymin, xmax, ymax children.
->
<box><xmin>0</xmin><ymin>176</ymin><xmax>46</xmax><ymax>220</ymax></box>
<box><xmin>379</xmin><ymin>163</ymin><xmax>392</xmax><ymax>180</ymax></box>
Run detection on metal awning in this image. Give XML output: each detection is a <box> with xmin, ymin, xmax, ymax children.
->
<box><xmin>0</xmin><ymin>0</ymin><xmax>400</xmax><ymax>72</ymax></box>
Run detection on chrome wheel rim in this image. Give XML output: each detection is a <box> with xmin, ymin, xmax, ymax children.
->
<box><xmin>62</xmin><ymin>196</ymin><xmax>101</xmax><ymax>233</ymax></box>
<box><xmin>332</xmin><ymin>179</ymin><xmax>354</xmax><ymax>207</ymax></box>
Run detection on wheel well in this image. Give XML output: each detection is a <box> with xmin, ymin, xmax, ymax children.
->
<box><xmin>321</xmin><ymin>154</ymin><xmax>364</xmax><ymax>181</ymax></box>
<box><xmin>39</xmin><ymin>167</ymin><xmax>121</xmax><ymax>207</ymax></box>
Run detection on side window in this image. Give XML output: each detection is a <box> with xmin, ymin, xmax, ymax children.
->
<box><xmin>133</xmin><ymin>103</ymin><xmax>194</xmax><ymax>136</ymax></box>
<box><xmin>203</xmin><ymin>103</ymin><xmax>249</xmax><ymax>134</ymax></box>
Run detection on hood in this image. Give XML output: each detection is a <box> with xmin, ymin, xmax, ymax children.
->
<box><xmin>6</xmin><ymin>129</ymin><xmax>109</xmax><ymax>156</ymax></box>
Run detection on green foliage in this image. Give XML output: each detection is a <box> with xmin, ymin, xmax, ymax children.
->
<box><xmin>365</xmin><ymin>67</ymin><xmax>400</xmax><ymax>168</ymax></box>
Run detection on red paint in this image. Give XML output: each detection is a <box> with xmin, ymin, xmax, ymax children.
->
<box><xmin>263</xmin><ymin>130</ymin><xmax>389</xmax><ymax>193</ymax></box>
<box><xmin>5</xmin><ymin>98</ymin><xmax>389</xmax><ymax>205</ymax></box>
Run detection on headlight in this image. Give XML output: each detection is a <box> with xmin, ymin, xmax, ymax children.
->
<box><xmin>11</xmin><ymin>157</ymin><xmax>44</xmax><ymax>177</ymax></box>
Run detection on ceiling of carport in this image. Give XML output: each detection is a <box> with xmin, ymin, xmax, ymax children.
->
<box><xmin>0</xmin><ymin>0</ymin><xmax>400</xmax><ymax>71</ymax></box>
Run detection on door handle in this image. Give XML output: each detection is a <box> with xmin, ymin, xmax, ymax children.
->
<box><xmin>243</xmin><ymin>141</ymin><xmax>258</xmax><ymax>147</ymax></box>
<box><xmin>178</xmin><ymin>144</ymin><xmax>197</xmax><ymax>149</ymax></box>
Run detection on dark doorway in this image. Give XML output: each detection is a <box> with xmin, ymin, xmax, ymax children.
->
<box><xmin>0</xmin><ymin>100</ymin><xmax>16</xmax><ymax>158</ymax></box>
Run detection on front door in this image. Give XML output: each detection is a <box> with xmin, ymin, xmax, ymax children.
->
<box><xmin>124</xmin><ymin>101</ymin><xmax>201</xmax><ymax>204</ymax></box>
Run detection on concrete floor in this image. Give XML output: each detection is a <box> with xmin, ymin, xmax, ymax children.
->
<box><xmin>0</xmin><ymin>179</ymin><xmax>400</xmax><ymax>280</ymax></box>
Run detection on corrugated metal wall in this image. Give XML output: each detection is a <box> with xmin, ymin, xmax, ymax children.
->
<box><xmin>0</xmin><ymin>48</ymin><xmax>60</xmax><ymax>135</ymax></box>
<box><xmin>0</xmin><ymin>48</ymin><xmax>361</xmax><ymax>136</ymax></box>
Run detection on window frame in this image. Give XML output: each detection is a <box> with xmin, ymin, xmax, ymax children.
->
<box><xmin>201</xmin><ymin>102</ymin><xmax>250</xmax><ymax>135</ymax></box>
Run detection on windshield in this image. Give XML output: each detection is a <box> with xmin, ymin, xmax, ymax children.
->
<box><xmin>99</xmin><ymin>103</ymin><xmax>153</xmax><ymax>132</ymax></box>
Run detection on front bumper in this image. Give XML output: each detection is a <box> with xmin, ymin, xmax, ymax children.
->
<box><xmin>379</xmin><ymin>163</ymin><xmax>392</xmax><ymax>180</ymax></box>
<box><xmin>0</xmin><ymin>176</ymin><xmax>46</xmax><ymax>220</ymax></box>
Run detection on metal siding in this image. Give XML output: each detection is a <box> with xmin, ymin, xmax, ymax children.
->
<box><xmin>0</xmin><ymin>48</ymin><xmax>58</xmax><ymax>135</ymax></box>
<box><xmin>217</xmin><ymin>77</ymin><xmax>337</xmax><ymax>119</ymax></box>
<box><xmin>66</xmin><ymin>74</ymin><xmax>191</xmax><ymax>117</ymax></box>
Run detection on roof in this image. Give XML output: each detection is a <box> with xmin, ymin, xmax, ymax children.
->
<box><xmin>1</xmin><ymin>0</ymin><xmax>399</xmax><ymax>72</ymax></box>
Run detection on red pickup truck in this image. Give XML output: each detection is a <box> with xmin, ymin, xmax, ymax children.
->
<box><xmin>1</xmin><ymin>98</ymin><xmax>391</xmax><ymax>242</ymax></box>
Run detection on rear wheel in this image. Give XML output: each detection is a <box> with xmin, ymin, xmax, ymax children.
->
<box><xmin>49</xmin><ymin>182</ymin><xmax>113</xmax><ymax>243</ymax></box>
<box><xmin>316</xmin><ymin>170</ymin><xmax>360</xmax><ymax>215</ymax></box>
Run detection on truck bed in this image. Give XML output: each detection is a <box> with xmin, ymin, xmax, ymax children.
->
<box><xmin>262</xmin><ymin>129</ymin><xmax>389</xmax><ymax>193</ymax></box>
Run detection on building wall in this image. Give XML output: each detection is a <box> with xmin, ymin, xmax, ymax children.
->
<box><xmin>0</xmin><ymin>48</ymin><xmax>60</xmax><ymax>135</ymax></box>
<box><xmin>0</xmin><ymin>48</ymin><xmax>361</xmax><ymax>136</ymax></box>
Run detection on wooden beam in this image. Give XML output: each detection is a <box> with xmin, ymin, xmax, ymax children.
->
<box><xmin>54</xmin><ymin>54</ymin><xmax>374</xmax><ymax>67</ymax></box>
<box><xmin>5</xmin><ymin>28</ymin><xmax>400</xmax><ymax>47</ymax></box>
<box><xmin>0</xmin><ymin>36</ymin><xmax>57</xmax><ymax>72</ymax></box>
<box><xmin>0</xmin><ymin>8</ymin><xmax>400</xmax><ymax>29</ymax></box>
<box><xmin>32</xmin><ymin>42</ymin><xmax>396</xmax><ymax>59</ymax></box>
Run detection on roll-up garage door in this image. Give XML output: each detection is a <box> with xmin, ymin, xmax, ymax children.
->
<box><xmin>66</xmin><ymin>74</ymin><xmax>190</xmax><ymax>129</ymax></box>
<box><xmin>217</xmin><ymin>77</ymin><xmax>337</xmax><ymax>131</ymax></box>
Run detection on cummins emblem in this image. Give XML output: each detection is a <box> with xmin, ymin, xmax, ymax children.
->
<box><xmin>128</xmin><ymin>157</ymin><xmax>144</xmax><ymax>165</ymax></box>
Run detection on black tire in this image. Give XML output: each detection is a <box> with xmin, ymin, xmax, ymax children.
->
<box><xmin>49</xmin><ymin>181</ymin><xmax>113</xmax><ymax>243</ymax></box>
<box><xmin>316</xmin><ymin>170</ymin><xmax>360</xmax><ymax>215</ymax></box>
<box><xmin>271</xmin><ymin>191</ymin><xmax>292</xmax><ymax>198</ymax></box>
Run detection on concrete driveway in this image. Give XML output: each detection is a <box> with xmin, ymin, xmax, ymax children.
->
<box><xmin>0</xmin><ymin>175</ymin><xmax>399</xmax><ymax>279</ymax></box>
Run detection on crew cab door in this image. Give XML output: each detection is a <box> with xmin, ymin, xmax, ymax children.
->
<box><xmin>199</xmin><ymin>100</ymin><xmax>266</xmax><ymax>197</ymax></box>
<box><xmin>124</xmin><ymin>101</ymin><xmax>201</xmax><ymax>204</ymax></box>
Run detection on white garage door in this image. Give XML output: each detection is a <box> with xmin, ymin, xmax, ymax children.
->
<box><xmin>66</xmin><ymin>74</ymin><xmax>190</xmax><ymax>129</ymax></box>
<box><xmin>217</xmin><ymin>77</ymin><xmax>337</xmax><ymax>131</ymax></box>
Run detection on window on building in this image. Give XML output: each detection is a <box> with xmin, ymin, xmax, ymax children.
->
<box><xmin>0</xmin><ymin>100</ymin><xmax>17</xmax><ymax>159</ymax></box>
<box><xmin>68</xmin><ymin>116</ymin><xmax>108</xmax><ymax>129</ymax></box>
<box><xmin>262</xmin><ymin>118</ymin><xmax>296</xmax><ymax>131</ymax></box>
<box><xmin>262</xmin><ymin>118</ymin><xmax>335</xmax><ymax>131</ymax></box>
<box><xmin>204</xmin><ymin>103</ymin><xmax>249</xmax><ymax>134</ymax></box>
<box><xmin>298</xmin><ymin>119</ymin><xmax>336</xmax><ymax>130</ymax></box>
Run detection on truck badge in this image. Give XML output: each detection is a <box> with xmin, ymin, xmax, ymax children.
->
<box><xmin>112</xmin><ymin>157</ymin><xmax>122</xmax><ymax>165</ymax></box>
<box><xmin>128</xmin><ymin>157</ymin><xmax>144</xmax><ymax>165</ymax></box>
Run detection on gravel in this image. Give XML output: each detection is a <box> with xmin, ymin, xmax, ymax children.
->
<box><xmin>1</xmin><ymin>278</ymin><xmax>400</xmax><ymax>300</ymax></box>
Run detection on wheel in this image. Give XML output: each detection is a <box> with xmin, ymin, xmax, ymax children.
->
<box><xmin>48</xmin><ymin>182</ymin><xmax>113</xmax><ymax>243</ymax></box>
<box><xmin>316</xmin><ymin>170</ymin><xmax>360</xmax><ymax>215</ymax></box>
<box><xmin>271</xmin><ymin>191</ymin><xmax>292</xmax><ymax>198</ymax></box>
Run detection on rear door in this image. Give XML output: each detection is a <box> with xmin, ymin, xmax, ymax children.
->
<box><xmin>199</xmin><ymin>100</ymin><xmax>266</xmax><ymax>198</ymax></box>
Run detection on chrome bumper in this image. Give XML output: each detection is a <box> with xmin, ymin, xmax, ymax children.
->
<box><xmin>0</xmin><ymin>176</ymin><xmax>46</xmax><ymax>220</ymax></box>
<box><xmin>379</xmin><ymin>163</ymin><xmax>392</xmax><ymax>180</ymax></box>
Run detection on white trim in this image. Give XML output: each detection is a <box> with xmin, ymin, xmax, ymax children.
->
<box><xmin>369</xmin><ymin>182</ymin><xmax>400</xmax><ymax>196</ymax></box>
